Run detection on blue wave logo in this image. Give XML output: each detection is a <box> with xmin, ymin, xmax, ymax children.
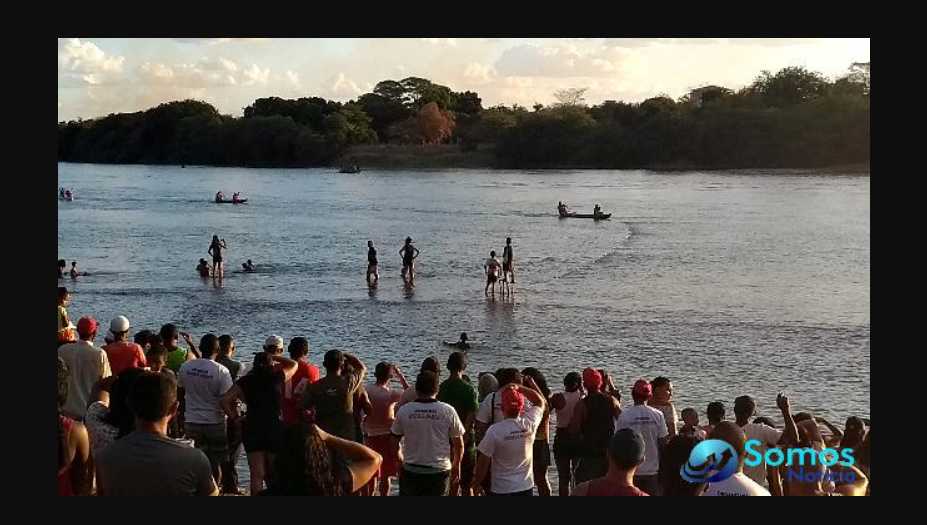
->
<box><xmin>681</xmin><ymin>439</ymin><xmax>738</xmax><ymax>483</ymax></box>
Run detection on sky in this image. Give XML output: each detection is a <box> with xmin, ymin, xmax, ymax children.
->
<box><xmin>57</xmin><ymin>38</ymin><xmax>870</xmax><ymax>121</ymax></box>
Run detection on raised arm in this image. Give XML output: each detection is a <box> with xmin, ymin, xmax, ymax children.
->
<box><xmin>518</xmin><ymin>378</ymin><xmax>546</xmax><ymax>411</ymax></box>
<box><xmin>776</xmin><ymin>393</ymin><xmax>799</xmax><ymax>446</ymax></box>
<box><xmin>816</xmin><ymin>417</ymin><xmax>844</xmax><ymax>447</ymax></box>
<box><xmin>315</xmin><ymin>424</ymin><xmax>382</xmax><ymax>493</ymax></box>
<box><xmin>392</xmin><ymin>365</ymin><xmax>410</xmax><ymax>390</ymax></box>
<box><xmin>271</xmin><ymin>355</ymin><xmax>299</xmax><ymax>382</ymax></box>
<box><xmin>180</xmin><ymin>332</ymin><xmax>200</xmax><ymax>359</ymax></box>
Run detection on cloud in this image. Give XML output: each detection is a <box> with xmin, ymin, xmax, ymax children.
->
<box><xmin>138</xmin><ymin>58</ymin><xmax>245</xmax><ymax>87</ymax></box>
<box><xmin>58</xmin><ymin>38</ymin><xmax>125</xmax><ymax>86</ymax></box>
<box><xmin>242</xmin><ymin>64</ymin><xmax>271</xmax><ymax>86</ymax></box>
<box><xmin>172</xmin><ymin>38</ymin><xmax>271</xmax><ymax>45</ymax></box>
<box><xmin>421</xmin><ymin>38</ymin><xmax>457</xmax><ymax>46</ymax></box>
<box><xmin>325</xmin><ymin>72</ymin><xmax>363</xmax><ymax>99</ymax></box>
<box><xmin>463</xmin><ymin>62</ymin><xmax>496</xmax><ymax>84</ymax></box>
<box><xmin>286</xmin><ymin>70</ymin><xmax>301</xmax><ymax>87</ymax></box>
<box><xmin>495</xmin><ymin>43</ymin><xmax>626</xmax><ymax>78</ymax></box>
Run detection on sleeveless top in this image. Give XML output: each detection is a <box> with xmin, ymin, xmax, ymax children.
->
<box><xmin>579</xmin><ymin>392</ymin><xmax>615</xmax><ymax>455</ymax></box>
<box><xmin>556</xmin><ymin>390</ymin><xmax>583</xmax><ymax>429</ymax></box>
<box><xmin>58</xmin><ymin>415</ymin><xmax>75</xmax><ymax>496</ymax></box>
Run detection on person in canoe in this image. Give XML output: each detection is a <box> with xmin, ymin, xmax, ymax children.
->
<box><xmin>208</xmin><ymin>235</ymin><xmax>227</xmax><ymax>278</ymax></box>
<box><xmin>64</xmin><ymin>189</ymin><xmax>73</xmax><ymax>201</ymax></box>
<box><xmin>593</xmin><ymin>204</ymin><xmax>602</xmax><ymax>217</ymax></box>
<box><xmin>196</xmin><ymin>258</ymin><xmax>210</xmax><ymax>278</ymax></box>
<box><xmin>242</xmin><ymin>259</ymin><xmax>256</xmax><ymax>272</ymax></box>
<box><xmin>399</xmin><ymin>237</ymin><xmax>419</xmax><ymax>285</ymax></box>
<box><xmin>215</xmin><ymin>191</ymin><xmax>225</xmax><ymax>203</ymax></box>
<box><xmin>232</xmin><ymin>192</ymin><xmax>242</xmax><ymax>204</ymax></box>
<box><xmin>484</xmin><ymin>250</ymin><xmax>503</xmax><ymax>296</ymax></box>
<box><xmin>59</xmin><ymin>187</ymin><xmax>66</xmax><ymax>200</ymax></box>
<box><xmin>443</xmin><ymin>332</ymin><xmax>470</xmax><ymax>350</ymax></box>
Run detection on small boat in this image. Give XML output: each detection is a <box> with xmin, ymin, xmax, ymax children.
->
<box><xmin>559</xmin><ymin>212</ymin><xmax>611</xmax><ymax>220</ymax></box>
<box><xmin>339</xmin><ymin>166</ymin><xmax>361</xmax><ymax>174</ymax></box>
<box><xmin>215</xmin><ymin>199</ymin><xmax>248</xmax><ymax>204</ymax></box>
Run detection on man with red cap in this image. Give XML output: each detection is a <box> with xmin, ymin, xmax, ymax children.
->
<box><xmin>58</xmin><ymin>316</ymin><xmax>112</xmax><ymax>419</ymax></box>
<box><xmin>471</xmin><ymin>376</ymin><xmax>547</xmax><ymax>496</ymax></box>
<box><xmin>568</xmin><ymin>368</ymin><xmax>621</xmax><ymax>485</ymax></box>
<box><xmin>615</xmin><ymin>379</ymin><xmax>668</xmax><ymax>496</ymax></box>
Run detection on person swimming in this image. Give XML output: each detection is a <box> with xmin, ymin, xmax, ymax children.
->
<box><xmin>232</xmin><ymin>192</ymin><xmax>242</xmax><ymax>203</ymax></box>
<box><xmin>196</xmin><ymin>259</ymin><xmax>210</xmax><ymax>277</ymax></box>
<box><xmin>69</xmin><ymin>261</ymin><xmax>85</xmax><ymax>279</ymax></box>
<box><xmin>443</xmin><ymin>332</ymin><xmax>470</xmax><ymax>350</ymax></box>
<box><xmin>242</xmin><ymin>259</ymin><xmax>256</xmax><ymax>272</ymax></box>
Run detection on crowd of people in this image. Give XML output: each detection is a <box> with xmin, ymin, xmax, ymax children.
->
<box><xmin>56</xmin><ymin>286</ymin><xmax>871</xmax><ymax>496</ymax></box>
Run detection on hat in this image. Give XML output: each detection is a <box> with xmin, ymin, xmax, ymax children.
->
<box><xmin>77</xmin><ymin>316</ymin><xmax>98</xmax><ymax>338</ymax></box>
<box><xmin>264</xmin><ymin>335</ymin><xmax>284</xmax><ymax>350</ymax></box>
<box><xmin>609</xmin><ymin>429</ymin><xmax>646</xmax><ymax>468</ymax></box>
<box><xmin>582</xmin><ymin>368</ymin><xmax>603</xmax><ymax>390</ymax></box>
<box><xmin>110</xmin><ymin>315</ymin><xmax>130</xmax><ymax>334</ymax></box>
<box><xmin>632</xmin><ymin>379</ymin><xmax>652</xmax><ymax>398</ymax></box>
<box><xmin>501</xmin><ymin>386</ymin><xmax>525</xmax><ymax>416</ymax></box>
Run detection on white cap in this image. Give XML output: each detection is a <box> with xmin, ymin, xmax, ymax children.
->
<box><xmin>110</xmin><ymin>315</ymin><xmax>130</xmax><ymax>334</ymax></box>
<box><xmin>264</xmin><ymin>335</ymin><xmax>284</xmax><ymax>350</ymax></box>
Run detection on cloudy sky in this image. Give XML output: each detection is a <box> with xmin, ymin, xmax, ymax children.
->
<box><xmin>58</xmin><ymin>38</ymin><xmax>869</xmax><ymax>121</ymax></box>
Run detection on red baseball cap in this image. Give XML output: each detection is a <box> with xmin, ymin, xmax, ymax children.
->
<box><xmin>582</xmin><ymin>368</ymin><xmax>603</xmax><ymax>391</ymax></box>
<box><xmin>501</xmin><ymin>386</ymin><xmax>525</xmax><ymax>416</ymax></box>
<box><xmin>77</xmin><ymin>316</ymin><xmax>98</xmax><ymax>338</ymax></box>
<box><xmin>632</xmin><ymin>379</ymin><xmax>652</xmax><ymax>398</ymax></box>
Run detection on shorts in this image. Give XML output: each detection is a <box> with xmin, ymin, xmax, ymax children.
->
<box><xmin>184</xmin><ymin>422</ymin><xmax>228</xmax><ymax>466</ymax></box>
<box><xmin>553</xmin><ymin>428</ymin><xmax>580</xmax><ymax>462</ymax></box>
<box><xmin>367</xmin><ymin>263</ymin><xmax>378</xmax><ymax>274</ymax></box>
<box><xmin>487</xmin><ymin>273</ymin><xmax>498</xmax><ymax>283</ymax></box>
<box><xmin>212</xmin><ymin>256</ymin><xmax>223</xmax><ymax>263</ymax></box>
<box><xmin>399</xmin><ymin>466</ymin><xmax>450</xmax><ymax>496</ymax></box>
<box><xmin>460</xmin><ymin>438</ymin><xmax>476</xmax><ymax>488</ymax></box>
<box><xmin>533</xmin><ymin>439</ymin><xmax>551</xmax><ymax>470</ymax></box>
<box><xmin>365</xmin><ymin>434</ymin><xmax>400</xmax><ymax>478</ymax></box>
<box><xmin>503</xmin><ymin>261</ymin><xmax>512</xmax><ymax>272</ymax></box>
<box><xmin>241</xmin><ymin>418</ymin><xmax>283</xmax><ymax>454</ymax></box>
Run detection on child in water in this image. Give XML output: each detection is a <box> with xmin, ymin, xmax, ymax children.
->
<box><xmin>69</xmin><ymin>261</ymin><xmax>88</xmax><ymax>278</ymax></box>
<box><xmin>242</xmin><ymin>259</ymin><xmax>256</xmax><ymax>272</ymax></box>
<box><xmin>196</xmin><ymin>259</ymin><xmax>210</xmax><ymax>278</ymax></box>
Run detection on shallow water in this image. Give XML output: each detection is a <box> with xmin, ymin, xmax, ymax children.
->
<box><xmin>58</xmin><ymin>163</ymin><xmax>869</xmax><ymax>493</ymax></box>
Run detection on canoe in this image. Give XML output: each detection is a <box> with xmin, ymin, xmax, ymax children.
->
<box><xmin>559</xmin><ymin>212</ymin><xmax>611</xmax><ymax>220</ymax></box>
<box><xmin>215</xmin><ymin>199</ymin><xmax>248</xmax><ymax>204</ymax></box>
<box><xmin>339</xmin><ymin>167</ymin><xmax>361</xmax><ymax>174</ymax></box>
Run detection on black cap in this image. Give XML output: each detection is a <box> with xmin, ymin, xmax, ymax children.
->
<box><xmin>609</xmin><ymin>429</ymin><xmax>646</xmax><ymax>469</ymax></box>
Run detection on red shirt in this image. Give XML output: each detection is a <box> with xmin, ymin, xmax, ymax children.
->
<box><xmin>281</xmin><ymin>360</ymin><xmax>321</xmax><ymax>425</ymax></box>
<box><xmin>103</xmin><ymin>341</ymin><xmax>147</xmax><ymax>375</ymax></box>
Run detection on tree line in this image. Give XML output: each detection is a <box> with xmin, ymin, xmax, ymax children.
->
<box><xmin>57</xmin><ymin>63</ymin><xmax>869</xmax><ymax>169</ymax></box>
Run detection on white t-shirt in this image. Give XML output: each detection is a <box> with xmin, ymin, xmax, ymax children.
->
<box><xmin>391</xmin><ymin>399</ymin><xmax>465</xmax><ymax>471</ymax></box>
<box><xmin>364</xmin><ymin>383</ymin><xmax>404</xmax><ymax>437</ymax></box>
<box><xmin>615</xmin><ymin>404</ymin><xmax>668</xmax><ymax>476</ymax></box>
<box><xmin>651</xmin><ymin>402</ymin><xmax>680</xmax><ymax>435</ymax></box>
<box><xmin>476</xmin><ymin>390</ymin><xmax>534</xmax><ymax>426</ymax></box>
<box><xmin>485</xmin><ymin>258</ymin><xmax>501</xmax><ymax>276</ymax></box>
<box><xmin>703</xmin><ymin>472</ymin><xmax>771</xmax><ymax>496</ymax></box>
<box><xmin>477</xmin><ymin>405</ymin><xmax>545</xmax><ymax>494</ymax></box>
<box><xmin>554</xmin><ymin>390</ymin><xmax>583</xmax><ymax>429</ymax></box>
<box><xmin>741</xmin><ymin>423</ymin><xmax>783</xmax><ymax>486</ymax></box>
<box><xmin>178</xmin><ymin>358</ymin><xmax>233</xmax><ymax>425</ymax></box>
<box><xmin>58</xmin><ymin>340</ymin><xmax>112</xmax><ymax>420</ymax></box>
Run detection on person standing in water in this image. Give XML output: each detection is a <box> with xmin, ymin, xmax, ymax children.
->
<box><xmin>367</xmin><ymin>241</ymin><xmax>379</xmax><ymax>287</ymax></box>
<box><xmin>484</xmin><ymin>251</ymin><xmax>502</xmax><ymax>296</ymax></box>
<box><xmin>399</xmin><ymin>237</ymin><xmax>419</xmax><ymax>285</ymax></box>
<box><xmin>207</xmin><ymin>235</ymin><xmax>227</xmax><ymax>279</ymax></box>
<box><xmin>502</xmin><ymin>237</ymin><xmax>515</xmax><ymax>285</ymax></box>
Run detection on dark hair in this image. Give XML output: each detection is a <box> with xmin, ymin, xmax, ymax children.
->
<box><xmin>652</xmin><ymin>376</ymin><xmax>671</xmax><ymax>389</ymax></box>
<box><xmin>323</xmin><ymin>350</ymin><xmax>344</xmax><ymax>372</ymax></box>
<box><xmin>495</xmin><ymin>368</ymin><xmax>522</xmax><ymax>388</ymax></box>
<box><xmin>793</xmin><ymin>412</ymin><xmax>814</xmax><ymax>424</ymax></box>
<box><xmin>128</xmin><ymin>372</ymin><xmax>177</xmax><ymax>422</ymax></box>
<box><xmin>707</xmin><ymin>401</ymin><xmax>726</xmax><ymax>422</ymax></box>
<box><xmin>490</xmin><ymin>250</ymin><xmax>496</xmax><ymax>257</ymax></box>
<box><xmin>421</xmin><ymin>356</ymin><xmax>440</xmax><ymax>374</ymax></box>
<box><xmin>521</xmin><ymin>367</ymin><xmax>551</xmax><ymax>398</ymax></box>
<box><xmin>105</xmin><ymin>368</ymin><xmax>146</xmax><ymax>438</ymax></box>
<box><xmin>660</xmin><ymin>434</ymin><xmax>707</xmax><ymax>496</ymax></box>
<box><xmin>134</xmin><ymin>329</ymin><xmax>154</xmax><ymax>347</ymax></box>
<box><xmin>506</xmin><ymin>237</ymin><xmax>511</xmax><ymax>243</ymax></box>
<box><xmin>159</xmin><ymin>323</ymin><xmax>178</xmax><ymax>342</ymax></box>
<box><xmin>147</xmin><ymin>344</ymin><xmax>168</xmax><ymax>363</ymax></box>
<box><xmin>564</xmin><ymin>372</ymin><xmax>582</xmax><ymax>391</ymax></box>
<box><xmin>58</xmin><ymin>286</ymin><xmax>69</xmax><ymax>300</ymax></box>
<box><xmin>375</xmin><ymin>362</ymin><xmax>392</xmax><ymax>382</ymax></box>
<box><xmin>58</xmin><ymin>259</ymin><xmax>67</xmax><ymax>268</ymax></box>
<box><xmin>857</xmin><ymin>429</ymin><xmax>870</xmax><ymax>468</ymax></box>
<box><xmin>416</xmin><ymin>371</ymin><xmax>439</xmax><ymax>396</ymax></box>
<box><xmin>733</xmin><ymin>395</ymin><xmax>756</xmax><ymax>419</ymax></box>
<box><xmin>681</xmin><ymin>407</ymin><xmax>698</xmax><ymax>419</ymax></box>
<box><xmin>218</xmin><ymin>334</ymin><xmax>234</xmax><ymax>355</ymax></box>
<box><xmin>57</xmin><ymin>357</ymin><xmax>69</xmax><ymax>470</ymax></box>
<box><xmin>288</xmin><ymin>337</ymin><xmax>309</xmax><ymax>359</ymax></box>
<box><xmin>273</xmin><ymin>424</ymin><xmax>344</xmax><ymax>496</ymax></box>
<box><xmin>447</xmin><ymin>352</ymin><xmax>467</xmax><ymax>373</ymax></box>
<box><xmin>460</xmin><ymin>332</ymin><xmax>468</xmax><ymax>341</ymax></box>
<box><xmin>199</xmin><ymin>333</ymin><xmax>219</xmax><ymax>358</ymax></box>
<box><xmin>251</xmin><ymin>351</ymin><xmax>274</xmax><ymax>374</ymax></box>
